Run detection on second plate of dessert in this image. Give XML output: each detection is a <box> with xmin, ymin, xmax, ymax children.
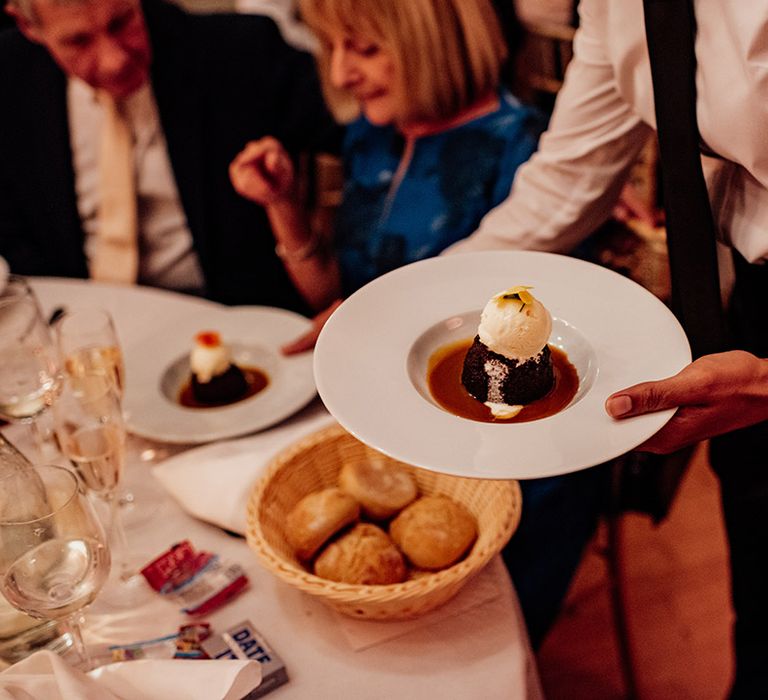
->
<box><xmin>314</xmin><ymin>251</ymin><xmax>691</xmax><ymax>479</ymax></box>
<box><xmin>123</xmin><ymin>306</ymin><xmax>316</xmax><ymax>444</ymax></box>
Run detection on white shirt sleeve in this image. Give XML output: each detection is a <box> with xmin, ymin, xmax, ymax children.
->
<box><xmin>447</xmin><ymin>0</ymin><xmax>653</xmax><ymax>254</ymax></box>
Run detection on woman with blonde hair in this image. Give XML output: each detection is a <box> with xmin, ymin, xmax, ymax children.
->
<box><xmin>231</xmin><ymin>0</ymin><xmax>603</xmax><ymax>648</ymax></box>
<box><xmin>230</xmin><ymin>0</ymin><xmax>541</xmax><ymax>348</ymax></box>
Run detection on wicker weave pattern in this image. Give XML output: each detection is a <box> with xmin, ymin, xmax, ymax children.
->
<box><xmin>246</xmin><ymin>424</ymin><xmax>522</xmax><ymax>620</ymax></box>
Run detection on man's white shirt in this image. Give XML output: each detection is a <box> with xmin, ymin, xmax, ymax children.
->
<box><xmin>68</xmin><ymin>77</ymin><xmax>206</xmax><ymax>292</ymax></box>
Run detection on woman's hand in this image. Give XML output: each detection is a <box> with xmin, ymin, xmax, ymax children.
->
<box><xmin>232</xmin><ymin>140</ymin><xmax>339</xmax><ymax>310</ymax></box>
<box><xmin>281</xmin><ymin>299</ymin><xmax>343</xmax><ymax>355</ymax></box>
<box><xmin>605</xmin><ymin>351</ymin><xmax>768</xmax><ymax>452</ymax></box>
<box><xmin>229</xmin><ymin>137</ymin><xmax>295</xmax><ymax>205</ymax></box>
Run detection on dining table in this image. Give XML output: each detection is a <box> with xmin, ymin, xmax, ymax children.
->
<box><xmin>0</xmin><ymin>277</ymin><xmax>544</xmax><ymax>699</ymax></box>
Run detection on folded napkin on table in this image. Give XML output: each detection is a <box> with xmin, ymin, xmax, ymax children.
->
<box><xmin>153</xmin><ymin>401</ymin><xmax>335</xmax><ymax>535</ymax></box>
<box><xmin>0</xmin><ymin>650</ymin><xmax>260</xmax><ymax>700</ymax></box>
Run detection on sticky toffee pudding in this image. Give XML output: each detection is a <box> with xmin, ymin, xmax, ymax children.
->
<box><xmin>427</xmin><ymin>286</ymin><xmax>579</xmax><ymax>422</ymax></box>
<box><xmin>428</xmin><ymin>338</ymin><xmax>578</xmax><ymax>423</ymax></box>
<box><xmin>179</xmin><ymin>331</ymin><xmax>269</xmax><ymax>408</ymax></box>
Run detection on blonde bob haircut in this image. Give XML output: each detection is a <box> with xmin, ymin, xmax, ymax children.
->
<box><xmin>299</xmin><ymin>0</ymin><xmax>508</xmax><ymax>124</ymax></box>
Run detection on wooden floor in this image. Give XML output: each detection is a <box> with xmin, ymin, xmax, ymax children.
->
<box><xmin>536</xmin><ymin>443</ymin><xmax>733</xmax><ymax>699</ymax></box>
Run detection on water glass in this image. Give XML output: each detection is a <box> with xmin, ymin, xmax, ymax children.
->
<box><xmin>0</xmin><ymin>276</ymin><xmax>60</xmax><ymax>460</ymax></box>
<box><xmin>0</xmin><ymin>464</ymin><xmax>110</xmax><ymax>670</ymax></box>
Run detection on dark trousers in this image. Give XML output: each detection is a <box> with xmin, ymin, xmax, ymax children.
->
<box><xmin>709</xmin><ymin>253</ymin><xmax>768</xmax><ymax>698</ymax></box>
<box><xmin>503</xmin><ymin>464</ymin><xmax>608</xmax><ymax>649</ymax></box>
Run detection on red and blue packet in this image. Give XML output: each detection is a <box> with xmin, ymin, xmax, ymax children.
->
<box><xmin>140</xmin><ymin>540</ymin><xmax>249</xmax><ymax>615</ymax></box>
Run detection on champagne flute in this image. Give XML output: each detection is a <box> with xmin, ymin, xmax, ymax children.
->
<box><xmin>51</xmin><ymin>373</ymin><xmax>146</xmax><ymax>604</ymax></box>
<box><xmin>0</xmin><ymin>276</ymin><xmax>61</xmax><ymax>460</ymax></box>
<box><xmin>0</xmin><ymin>464</ymin><xmax>110</xmax><ymax>670</ymax></box>
<box><xmin>55</xmin><ymin>307</ymin><xmax>162</xmax><ymax>527</ymax></box>
<box><xmin>55</xmin><ymin>308</ymin><xmax>125</xmax><ymax>398</ymax></box>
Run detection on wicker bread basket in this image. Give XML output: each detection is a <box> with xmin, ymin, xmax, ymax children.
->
<box><xmin>246</xmin><ymin>424</ymin><xmax>522</xmax><ymax>620</ymax></box>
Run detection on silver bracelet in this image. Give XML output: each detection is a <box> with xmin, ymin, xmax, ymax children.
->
<box><xmin>274</xmin><ymin>235</ymin><xmax>322</xmax><ymax>262</ymax></box>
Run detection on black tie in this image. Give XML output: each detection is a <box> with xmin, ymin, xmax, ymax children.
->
<box><xmin>642</xmin><ymin>0</ymin><xmax>730</xmax><ymax>358</ymax></box>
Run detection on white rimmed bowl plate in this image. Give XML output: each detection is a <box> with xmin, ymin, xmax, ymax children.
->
<box><xmin>314</xmin><ymin>251</ymin><xmax>691</xmax><ymax>479</ymax></box>
<box><xmin>124</xmin><ymin>306</ymin><xmax>316</xmax><ymax>444</ymax></box>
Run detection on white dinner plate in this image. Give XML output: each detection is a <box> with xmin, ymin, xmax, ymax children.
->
<box><xmin>314</xmin><ymin>251</ymin><xmax>691</xmax><ymax>479</ymax></box>
<box><xmin>123</xmin><ymin>306</ymin><xmax>316</xmax><ymax>444</ymax></box>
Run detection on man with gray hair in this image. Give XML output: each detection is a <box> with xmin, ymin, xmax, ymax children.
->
<box><xmin>0</xmin><ymin>0</ymin><xmax>338</xmax><ymax>309</ymax></box>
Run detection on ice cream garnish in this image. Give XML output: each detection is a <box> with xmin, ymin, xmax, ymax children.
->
<box><xmin>500</xmin><ymin>285</ymin><xmax>534</xmax><ymax>310</ymax></box>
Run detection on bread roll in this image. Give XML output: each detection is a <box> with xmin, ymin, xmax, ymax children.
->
<box><xmin>285</xmin><ymin>487</ymin><xmax>360</xmax><ymax>560</ymax></box>
<box><xmin>338</xmin><ymin>458</ymin><xmax>418</xmax><ymax>519</ymax></box>
<box><xmin>314</xmin><ymin>523</ymin><xmax>407</xmax><ymax>585</ymax></box>
<box><xmin>390</xmin><ymin>495</ymin><xmax>477</xmax><ymax>570</ymax></box>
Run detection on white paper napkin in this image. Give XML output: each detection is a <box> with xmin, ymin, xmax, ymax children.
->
<box><xmin>152</xmin><ymin>401</ymin><xmax>335</xmax><ymax>534</ymax></box>
<box><xmin>0</xmin><ymin>650</ymin><xmax>261</xmax><ymax>700</ymax></box>
<box><xmin>333</xmin><ymin>557</ymin><xmax>506</xmax><ymax>652</ymax></box>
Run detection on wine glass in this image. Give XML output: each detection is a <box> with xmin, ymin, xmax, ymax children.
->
<box><xmin>55</xmin><ymin>307</ymin><xmax>161</xmax><ymax>527</ymax></box>
<box><xmin>0</xmin><ymin>276</ymin><xmax>61</xmax><ymax>460</ymax></box>
<box><xmin>0</xmin><ymin>433</ymin><xmax>69</xmax><ymax>664</ymax></box>
<box><xmin>51</xmin><ymin>373</ymin><xmax>148</xmax><ymax>605</ymax></box>
<box><xmin>0</xmin><ymin>464</ymin><xmax>110</xmax><ymax>670</ymax></box>
<box><xmin>56</xmin><ymin>308</ymin><xmax>125</xmax><ymax>397</ymax></box>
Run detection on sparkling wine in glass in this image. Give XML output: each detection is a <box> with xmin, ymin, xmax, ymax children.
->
<box><xmin>52</xmin><ymin>374</ymin><xmax>148</xmax><ymax>605</ymax></box>
<box><xmin>4</xmin><ymin>539</ymin><xmax>110</xmax><ymax>619</ymax></box>
<box><xmin>55</xmin><ymin>307</ymin><xmax>161</xmax><ymax>526</ymax></box>
<box><xmin>0</xmin><ymin>464</ymin><xmax>110</xmax><ymax>669</ymax></box>
<box><xmin>63</xmin><ymin>423</ymin><xmax>124</xmax><ymax>493</ymax></box>
<box><xmin>56</xmin><ymin>308</ymin><xmax>125</xmax><ymax>397</ymax></box>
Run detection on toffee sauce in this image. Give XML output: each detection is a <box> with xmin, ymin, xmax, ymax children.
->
<box><xmin>427</xmin><ymin>339</ymin><xmax>578</xmax><ymax>424</ymax></box>
<box><xmin>178</xmin><ymin>366</ymin><xmax>269</xmax><ymax>409</ymax></box>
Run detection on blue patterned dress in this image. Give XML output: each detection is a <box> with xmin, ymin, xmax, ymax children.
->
<box><xmin>335</xmin><ymin>91</ymin><xmax>543</xmax><ymax>294</ymax></box>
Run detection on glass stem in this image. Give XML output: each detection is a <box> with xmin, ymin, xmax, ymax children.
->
<box><xmin>62</xmin><ymin>613</ymin><xmax>92</xmax><ymax>671</ymax></box>
<box><xmin>105</xmin><ymin>492</ymin><xmax>131</xmax><ymax>581</ymax></box>
<box><xmin>26</xmin><ymin>418</ymin><xmax>45</xmax><ymax>463</ymax></box>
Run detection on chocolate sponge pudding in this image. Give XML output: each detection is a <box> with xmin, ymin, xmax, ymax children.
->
<box><xmin>460</xmin><ymin>286</ymin><xmax>554</xmax><ymax>418</ymax></box>
<box><xmin>191</xmin><ymin>363</ymin><xmax>249</xmax><ymax>404</ymax></box>
<box><xmin>189</xmin><ymin>331</ymin><xmax>248</xmax><ymax>405</ymax></box>
<box><xmin>462</xmin><ymin>338</ymin><xmax>554</xmax><ymax>406</ymax></box>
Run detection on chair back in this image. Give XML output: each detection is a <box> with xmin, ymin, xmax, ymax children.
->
<box><xmin>515</xmin><ymin>20</ymin><xmax>576</xmax><ymax>109</ymax></box>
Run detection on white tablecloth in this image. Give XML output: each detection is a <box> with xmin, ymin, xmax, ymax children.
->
<box><xmin>3</xmin><ymin>278</ymin><xmax>544</xmax><ymax>700</ymax></box>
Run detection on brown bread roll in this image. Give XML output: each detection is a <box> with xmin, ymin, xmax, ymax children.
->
<box><xmin>338</xmin><ymin>458</ymin><xmax>418</xmax><ymax>519</ymax></box>
<box><xmin>314</xmin><ymin>523</ymin><xmax>407</xmax><ymax>585</ymax></box>
<box><xmin>285</xmin><ymin>487</ymin><xmax>360</xmax><ymax>560</ymax></box>
<box><xmin>390</xmin><ymin>495</ymin><xmax>477</xmax><ymax>570</ymax></box>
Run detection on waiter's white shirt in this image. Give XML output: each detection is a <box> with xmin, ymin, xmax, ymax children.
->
<box><xmin>68</xmin><ymin>78</ymin><xmax>206</xmax><ymax>292</ymax></box>
<box><xmin>450</xmin><ymin>0</ymin><xmax>768</xmax><ymax>264</ymax></box>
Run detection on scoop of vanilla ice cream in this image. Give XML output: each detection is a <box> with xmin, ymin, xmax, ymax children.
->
<box><xmin>477</xmin><ymin>288</ymin><xmax>552</xmax><ymax>361</ymax></box>
<box><xmin>190</xmin><ymin>331</ymin><xmax>231</xmax><ymax>383</ymax></box>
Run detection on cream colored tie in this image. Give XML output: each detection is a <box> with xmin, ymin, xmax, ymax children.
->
<box><xmin>90</xmin><ymin>91</ymin><xmax>139</xmax><ymax>284</ymax></box>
